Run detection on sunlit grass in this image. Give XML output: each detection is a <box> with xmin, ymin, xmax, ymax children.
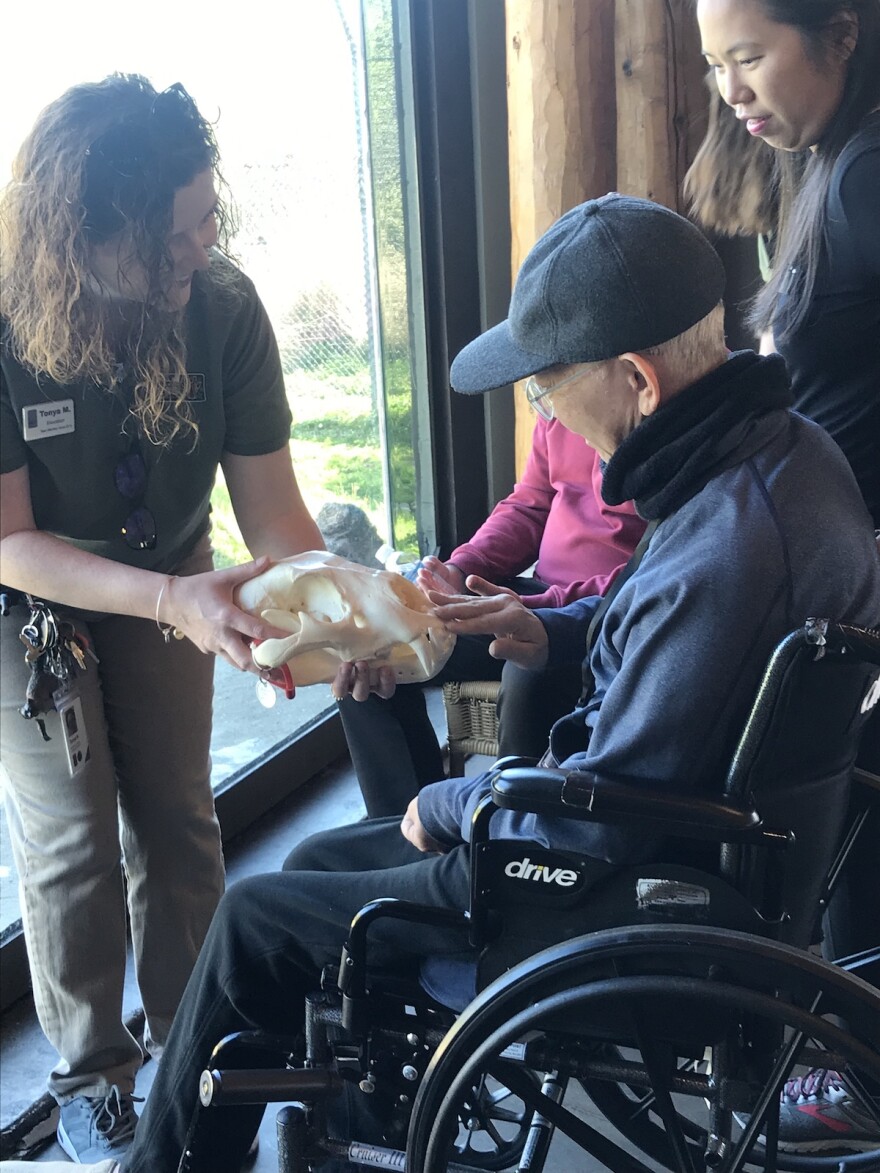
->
<box><xmin>210</xmin><ymin>366</ymin><xmax>415</xmax><ymax>569</ymax></box>
<box><xmin>210</xmin><ymin>437</ymin><xmax>386</xmax><ymax>569</ymax></box>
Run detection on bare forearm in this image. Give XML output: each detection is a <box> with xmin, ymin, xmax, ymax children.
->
<box><xmin>241</xmin><ymin>511</ymin><xmax>324</xmax><ymax>561</ymax></box>
<box><xmin>0</xmin><ymin>528</ymin><xmax>289</xmax><ymax>672</ymax></box>
<box><xmin>222</xmin><ymin>448</ymin><xmax>324</xmax><ymax>560</ymax></box>
<box><xmin>0</xmin><ymin>529</ymin><xmax>167</xmax><ymax>617</ymax></box>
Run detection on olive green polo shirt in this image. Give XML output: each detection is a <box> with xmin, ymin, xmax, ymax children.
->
<box><xmin>1</xmin><ymin>261</ymin><xmax>292</xmax><ymax>574</ymax></box>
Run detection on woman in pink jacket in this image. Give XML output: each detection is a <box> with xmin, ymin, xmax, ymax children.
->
<box><xmin>338</xmin><ymin>417</ymin><xmax>645</xmax><ymax>816</ymax></box>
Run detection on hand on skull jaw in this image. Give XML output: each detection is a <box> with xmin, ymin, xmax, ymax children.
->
<box><xmin>234</xmin><ymin>551</ymin><xmax>457</xmax><ymax>687</ymax></box>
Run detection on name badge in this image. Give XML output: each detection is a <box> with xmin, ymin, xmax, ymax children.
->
<box><xmin>186</xmin><ymin>374</ymin><xmax>206</xmax><ymax>402</ymax></box>
<box><xmin>55</xmin><ymin>691</ymin><xmax>90</xmax><ymax>777</ymax></box>
<box><xmin>22</xmin><ymin>400</ymin><xmax>75</xmax><ymax>440</ymax></box>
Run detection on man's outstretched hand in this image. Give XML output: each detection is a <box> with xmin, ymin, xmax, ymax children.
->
<box><xmin>427</xmin><ymin>576</ymin><xmax>549</xmax><ymax>671</ymax></box>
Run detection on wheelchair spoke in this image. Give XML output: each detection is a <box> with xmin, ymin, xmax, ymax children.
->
<box><xmin>627</xmin><ymin>1089</ymin><xmax>658</xmax><ymax>1122</ymax></box>
<box><xmin>609</xmin><ymin>1062</ymin><xmax>702</xmax><ymax>1137</ymax></box>
<box><xmin>448</xmin><ymin>1065</ymin><xmax>536</xmax><ymax>1169</ymax></box>
<box><xmin>631</xmin><ymin>1029</ymin><xmax>700</xmax><ymax>1173</ymax></box>
<box><xmin>467</xmin><ymin>1072</ymin><xmax>527</xmax><ymax>1122</ymax></box>
<box><xmin>485</xmin><ymin>1060</ymin><xmax>658</xmax><ymax>1173</ymax></box>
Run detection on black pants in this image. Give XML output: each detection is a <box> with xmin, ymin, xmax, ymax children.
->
<box><xmin>121</xmin><ymin>819</ymin><xmax>474</xmax><ymax>1173</ymax></box>
<box><xmin>338</xmin><ymin>577</ymin><xmax>584</xmax><ymax>817</ymax></box>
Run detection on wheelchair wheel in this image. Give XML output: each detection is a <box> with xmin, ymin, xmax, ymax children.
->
<box><xmin>446</xmin><ymin>1061</ymin><xmax>540</xmax><ymax>1169</ymax></box>
<box><xmin>407</xmin><ymin>925</ymin><xmax>880</xmax><ymax>1173</ymax></box>
<box><xmin>583</xmin><ymin>1061</ymin><xmax>880</xmax><ymax>1173</ymax></box>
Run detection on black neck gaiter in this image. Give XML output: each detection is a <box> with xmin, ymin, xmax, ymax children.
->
<box><xmin>603</xmin><ymin>351</ymin><xmax>794</xmax><ymax>520</ymax></box>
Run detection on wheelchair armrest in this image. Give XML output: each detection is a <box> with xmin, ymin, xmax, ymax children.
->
<box><xmin>489</xmin><ymin>767</ymin><xmax>570</xmax><ymax>817</ymax></box>
<box><xmin>492</xmin><ymin>755</ymin><xmax>539</xmax><ymax>771</ymax></box>
<box><xmin>490</xmin><ymin>767</ymin><xmax>791</xmax><ymax>846</ymax></box>
<box><xmin>339</xmin><ymin>898</ymin><xmax>470</xmax><ymax>1032</ymax></box>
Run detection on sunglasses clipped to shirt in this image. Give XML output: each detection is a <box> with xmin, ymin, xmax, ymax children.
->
<box><xmin>114</xmin><ymin>447</ymin><xmax>157</xmax><ymax>550</ymax></box>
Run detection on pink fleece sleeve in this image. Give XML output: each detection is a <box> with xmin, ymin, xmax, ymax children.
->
<box><xmin>450</xmin><ymin>419</ymin><xmax>646</xmax><ymax>606</ymax></box>
<box><xmin>518</xmin><ymin>568</ymin><xmax>624</xmax><ymax>609</ymax></box>
<box><xmin>522</xmin><ymin>444</ymin><xmax>646</xmax><ymax>606</ymax></box>
<box><xmin>449</xmin><ymin>418</ymin><xmax>554</xmax><ymax>582</ymax></box>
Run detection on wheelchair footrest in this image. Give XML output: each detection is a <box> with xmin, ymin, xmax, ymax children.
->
<box><xmin>199</xmin><ymin>1065</ymin><xmax>343</xmax><ymax>1107</ymax></box>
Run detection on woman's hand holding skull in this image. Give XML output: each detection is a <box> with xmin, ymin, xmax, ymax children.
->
<box><xmin>160</xmin><ymin>558</ymin><xmax>292</xmax><ymax>673</ymax></box>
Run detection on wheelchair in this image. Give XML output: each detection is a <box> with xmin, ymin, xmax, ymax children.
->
<box><xmin>197</xmin><ymin>619</ymin><xmax>880</xmax><ymax>1173</ymax></box>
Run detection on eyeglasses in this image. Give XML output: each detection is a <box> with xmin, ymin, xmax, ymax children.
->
<box><xmin>114</xmin><ymin>449</ymin><xmax>157</xmax><ymax>550</ymax></box>
<box><xmin>524</xmin><ymin>366</ymin><xmax>586</xmax><ymax>421</ymax></box>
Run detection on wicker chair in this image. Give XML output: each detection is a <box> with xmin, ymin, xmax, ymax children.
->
<box><xmin>441</xmin><ymin>680</ymin><xmax>501</xmax><ymax>775</ymax></box>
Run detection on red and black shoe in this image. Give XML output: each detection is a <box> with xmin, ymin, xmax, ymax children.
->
<box><xmin>775</xmin><ymin>1069</ymin><xmax>880</xmax><ymax>1154</ymax></box>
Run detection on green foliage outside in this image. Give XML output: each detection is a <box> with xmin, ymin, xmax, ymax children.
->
<box><xmin>363</xmin><ymin>0</ymin><xmax>421</xmax><ymax>557</ymax></box>
<box><xmin>210</xmin><ymin>472</ymin><xmax>248</xmax><ymax>569</ymax></box>
<box><xmin>210</xmin><ymin>0</ymin><xmax>422</xmax><ymax>570</ymax></box>
<box><xmin>210</xmin><ymin>352</ymin><xmax>420</xmax><ymax>569</ymax></box>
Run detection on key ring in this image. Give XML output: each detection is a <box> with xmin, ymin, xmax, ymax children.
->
<box><xmin>21</xmin><ymin>624</ymin><xmax>43</xmax><ymax>648</ymax></box>
<box><xmin>249</xmin><ymin>639</ymin><xmax>295</xmax><ymax>701</ymax></box>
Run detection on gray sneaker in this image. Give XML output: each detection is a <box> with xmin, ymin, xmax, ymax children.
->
<box><xmin>57</xmin><ymin>1086</ymin><xmax>140</xmax><ymax>1163</ymax></box>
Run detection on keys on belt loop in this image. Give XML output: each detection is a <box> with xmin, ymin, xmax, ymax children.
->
<box><xmin>13</xmin><ymin>600</ymin><xmax>99</xmax><ymax>740</ymax></box>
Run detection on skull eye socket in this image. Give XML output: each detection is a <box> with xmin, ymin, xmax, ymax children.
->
<box><xmin>388</xmin><ymin>575</ymin><xmax>428</xmax><ymax>611</ymax></box>
<box><xmin>297</xmin><ymin>575</ymin><xmax>349</xmax><ymax>622</ymax></box>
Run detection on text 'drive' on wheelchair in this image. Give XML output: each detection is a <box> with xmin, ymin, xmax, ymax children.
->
<box><xmin>197</xmin><ymin>620</ymin><xmax>880</xmax><ymax>1173</ymax></box>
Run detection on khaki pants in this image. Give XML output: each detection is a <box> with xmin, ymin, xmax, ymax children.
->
<box><xmin>0</xmin><ymin>538</ymin><xmax>225</xmax><ymax>1102</ymax></box>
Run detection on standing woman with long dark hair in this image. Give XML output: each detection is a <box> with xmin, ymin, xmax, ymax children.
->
<box><xmin>0</xmin><ymin>74</ymin><xmax>322</xmax><ymax>1162</ymax></box>
<box><xmin>696</xmin><ymin>0</ymin><xmax>880</xmax><ymax>521</ymax></box>
<box><xmin>694</xmin><ymin>0</ymin><xmax>880</xmax><ymax>1156</ymax></box>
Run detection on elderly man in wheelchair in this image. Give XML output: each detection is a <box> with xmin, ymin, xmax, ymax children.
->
<box><xmin>8</xmin><ymin>196</ymin><xmax>878</xmax><ymax>1173</ymax></box>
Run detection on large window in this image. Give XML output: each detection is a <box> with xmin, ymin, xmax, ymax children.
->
<box><xmin>0</xmin><ymin>0</ymin><xmax>433</xmax><ymax>934</ymax></box>
<box><xmin>0</xmin><ymin>3</ymin><xmax>508</xmax><ymax>1009</ymax></box>
<box><xmin>207</xmin><ymin>0</ymin><xmax>436</xmax><ymax>794</ymax></box>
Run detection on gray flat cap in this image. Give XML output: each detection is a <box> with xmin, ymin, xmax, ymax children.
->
<box><xmin>451</xmin><ymin>193</ymin><xmax>725</xmax><ymax>394</ymax></box>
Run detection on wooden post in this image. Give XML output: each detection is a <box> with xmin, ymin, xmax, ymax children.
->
<box><xmin>506</xmin><ymin>0</ymin><xmax>616</xmax><ymax>472</ymax></box>
<box><xmin>505</xmin><ymin>0</ymin><xmax>706</xmax><ymax>472</ymax></box>
<box><xmin>614</xmin><ymin>0</ymin><xmax>706</xmax><ymax>210</ymax></box>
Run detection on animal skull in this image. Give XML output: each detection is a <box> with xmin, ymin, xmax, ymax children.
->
<box><xmin>235</xmin><ymin>550</ymin><xmax>456</xmax><ymax>685</ymax></box>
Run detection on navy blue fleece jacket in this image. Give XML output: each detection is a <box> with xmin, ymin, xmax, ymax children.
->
<box><xmin>418</xmin><ymin>353</ymin><xmax>880</xmax><ymax>863</ymax></box>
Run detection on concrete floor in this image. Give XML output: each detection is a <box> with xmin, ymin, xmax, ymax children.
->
<box><xmin>0</xmin><ymin>691</ymin><xmax>663</xmax><ymax>1171</ymax></box>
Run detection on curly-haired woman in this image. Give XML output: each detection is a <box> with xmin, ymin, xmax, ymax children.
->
<box><xmin>0</xmin><ymin>74</ymin><xmax>322</xmax><ymax>1162</ymax></box>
